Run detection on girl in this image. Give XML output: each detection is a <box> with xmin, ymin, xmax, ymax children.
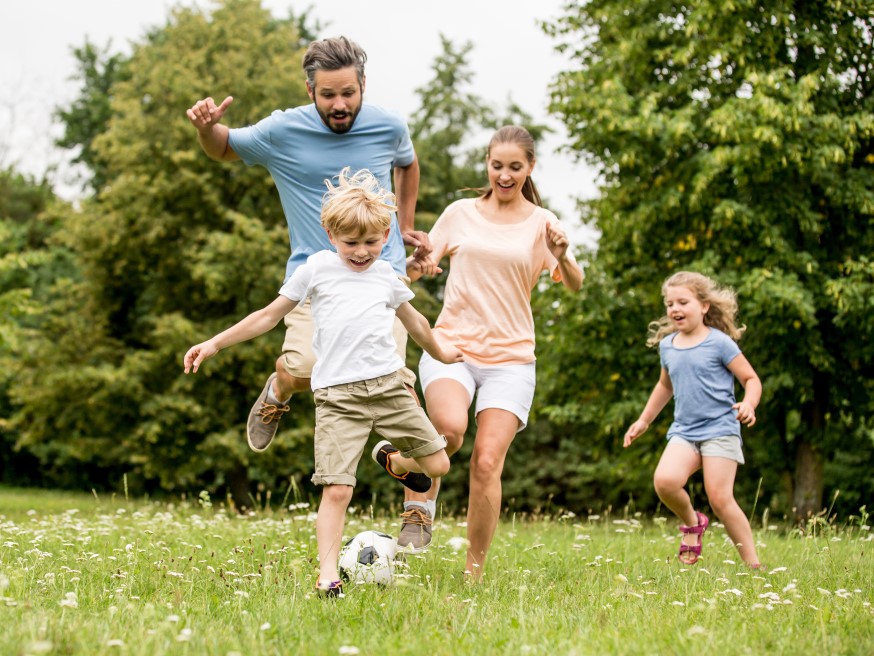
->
<box><xmin>624</xmin><ymin>271</ymin><xmax>762</xmax><ymax>567</ymax></box>
<box><xmin>390</xmin><ymin>125</ymin><xmax>584</xmax><ymax>578</ymax></box>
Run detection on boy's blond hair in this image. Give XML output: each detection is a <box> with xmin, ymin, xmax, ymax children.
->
<box><xmin>321</xmin><ymin>167</ymin><xmax>397</xmax><ymax>236</ymax></box>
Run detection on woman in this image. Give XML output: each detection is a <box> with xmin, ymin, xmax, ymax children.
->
<box><xmin>389</xmin><ymin>125</ymin><xmax>584</xmax><ymax>578</ymax></box>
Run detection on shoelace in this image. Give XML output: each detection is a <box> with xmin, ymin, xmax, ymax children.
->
<box><xmin>257</xmin><ymin>402</ymin><xmax>289</xmax><ymax>424</ymax></box>
<box><xmin>400</xmin><ymin>508</ymin><xmax>432</xmax><ymax>526</ymax></box>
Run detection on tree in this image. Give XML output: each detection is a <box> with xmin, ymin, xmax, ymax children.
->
<box><xmin>8</xmin><ymin>0</ymin><xmax>317</xmax><ymax>506</ymax></box>
<box><xmin>0</xmin><ymin>168</ymin><xmax>72</xmax><ymax>485</ymax></box>
<box><xmin>541</xmin><ymin>0</ymin><xmax>874</xmax><ymax>519</ymax></box>
<box><xmin>55</xmin><ymin>41</ymin><xmax>130</xmax><ymax>193</ymax></box>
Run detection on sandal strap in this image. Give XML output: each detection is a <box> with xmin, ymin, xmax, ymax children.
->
<box><xmin>679</xmin><ymin>544</ymin><xmax>702</xmax><ymax>555</ymax></box>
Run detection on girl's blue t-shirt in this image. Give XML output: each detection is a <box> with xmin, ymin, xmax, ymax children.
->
<box><xmin>659</xmin><ymin>328</ymin><xmax>742</xmax><ymax>441</ymax></box>
<box><xmin>228</xmin><ymin>104</ymin><xmax>414</xmax><ymax>281</ymax></box>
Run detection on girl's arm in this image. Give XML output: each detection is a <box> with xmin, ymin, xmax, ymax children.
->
<box><xmin>728</xmin><ymin>354</ymin><xmax>761</xmax><ymax>426</ymax></box>
<box><xmin>623</xmin><ymin>368</ymin><xmax>673</xmax><ymax>447</ymax></box>
<box><xmin>545</xmin><ymin>222</ymin><xmax>584</xmax><ymax>291</ymax></box>
<box><xmin>395</xmin><ymin>301</ymin><xmax>463</xmax><ymax>364</ymax></box>
<box><xmin>183</xmin><ymin>296</ymin><xmax>298</xmax><ymax>373</ymax></box>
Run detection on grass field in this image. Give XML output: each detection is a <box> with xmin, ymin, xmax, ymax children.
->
<box><xmin>1</xmin><ymin>486</ymin><xmax>871</xmax><ymax>655</ymax></box>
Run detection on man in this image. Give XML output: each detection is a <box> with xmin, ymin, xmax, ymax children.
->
<box><xmin>186</xmin><ymin>36</ymin><xmax>429</xmax><ymax>458</ymax></box>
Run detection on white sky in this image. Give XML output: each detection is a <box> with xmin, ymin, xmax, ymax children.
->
<box><xmin>1</xmin><ymin>0</ymin><xmax>599</xmax><ymax>245</ymax></box>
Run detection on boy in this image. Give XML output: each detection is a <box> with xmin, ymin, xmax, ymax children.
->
<box><xmin>183</xmin><ymin>168</ymin><xmax>462</xmax><ymax>596</ymax></box>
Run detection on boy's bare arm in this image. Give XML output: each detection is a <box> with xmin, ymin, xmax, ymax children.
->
<box><xmin>395</xmin><ymin>302</ymin><xmax>462</xmax><ymax>364</ymax></box>
<box><xmin>184</xmin><ymin>296</ymin><xmax>298</xmax><ymax>373</ymax></box>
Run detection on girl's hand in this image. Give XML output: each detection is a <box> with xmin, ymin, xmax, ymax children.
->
<box><xmin>545</xmin><ymin>221</ymin><xmax>570</xmax><ymax>259</ymax></box>
<box><xmin>733</xmin><ymin>401</ymin><xmax>757</xmax><ymax>426</ymax></box>
<box><xmin>623</xmin><ymin>420</ymin><xmax>649</xmax><ymax>447</ymax></box>
<box><xmin>183</xmin><ymin>340</ymin><xmax>219</xmax><ymax>374</ymax></box>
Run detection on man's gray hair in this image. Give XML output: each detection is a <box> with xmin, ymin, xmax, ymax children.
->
<box><xmin>302</xmin><ymin>36</ymin><xmax>367</xmax><ymax>88</ymax></box>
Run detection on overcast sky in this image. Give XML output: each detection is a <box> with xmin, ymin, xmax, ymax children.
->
<box><xmin>1</xmin><ymin>0</ymin><xmax>599</xmax><ymax>244</ymax></box>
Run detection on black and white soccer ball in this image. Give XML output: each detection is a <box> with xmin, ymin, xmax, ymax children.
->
<box><xmin>338</xmin><ymin>530</ymin><xmax>398</xmax><ymax>585</ymax></box>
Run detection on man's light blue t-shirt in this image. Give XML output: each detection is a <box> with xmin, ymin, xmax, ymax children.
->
<box><xmin>660</xmin><ymin>328</ymin><xmax>743</xmax><ymax>441</ymax></box>
<box><xmin>228</xmin><ymin>103</ymin><xmax>414</xmax><ymax>281</ymax></box>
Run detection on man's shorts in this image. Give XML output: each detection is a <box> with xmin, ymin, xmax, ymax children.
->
<box><xmin>310</xmin><ymin>370</ymin><xmax>447</xmax><ymax>487</ymax></box>
<box><xmin>280</xmin><ymin>298</ymin><xmax>416</xmax><ymax>388</ymax></box>
<box><xmin>667</xmin><ymin>434</ymin><xmax>745</xmax><ymax>464</ymax></box>
<box><xmin>418</xmin><ymin>352</ymin><xmax>536</xmax><ymax>432</ymax></box>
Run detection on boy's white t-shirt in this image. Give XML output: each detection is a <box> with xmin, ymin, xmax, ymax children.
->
<box><xmin>278</xmin><ymin>250</ymin><xmax>414</xmax><ymax>390</ymax></box>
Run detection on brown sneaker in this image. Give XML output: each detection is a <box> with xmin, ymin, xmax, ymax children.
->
<box><xmin>397</xmin><ymin>506</ymin><xmax>433</xmax><ymax>553</ymax></box>
<box><xmin>246</xmin><ymin>373</ymin><xmax>289</xmax><ymax>452</ymax></box>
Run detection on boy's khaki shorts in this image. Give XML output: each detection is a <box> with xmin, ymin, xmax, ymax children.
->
<box><xmin>311</xmin><ymin>371</ymin><xmax>447</xmax><ymax>487</ymax></box>
<box><xmin>280</xmin><ymin>298</ymin><xmax>416</xmax><ymax>388</ymax></box>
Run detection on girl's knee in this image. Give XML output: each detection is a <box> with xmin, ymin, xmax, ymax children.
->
<box><xmin>653</xmin><ymin>472</ymin><xmax>684</xmax><ymax>495</ymax></box>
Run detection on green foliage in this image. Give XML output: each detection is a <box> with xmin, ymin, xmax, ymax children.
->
<box><xmin>538</xmin><ymin>0</ymin><xmax>874</xmax><ymax>517</ymax></box>
<box><xmin>54</xmin><ymin>41</ymin><xmax>130</xmax><ymax>192</ymax></box>
<box><xmin>5</xmin><ymin>0</ymin><xmax>319</xmax><ymax>503</ymax></box>
<box><xmin>0</xmin><ymin>168</ymin><xmax>71</xmax><ymax>485</ymax></box>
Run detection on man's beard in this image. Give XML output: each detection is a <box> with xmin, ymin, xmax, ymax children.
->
<box><xmin>318</xmin><ymin>106</ymin><xmax>359</xmax><ymax>134</ymax></box>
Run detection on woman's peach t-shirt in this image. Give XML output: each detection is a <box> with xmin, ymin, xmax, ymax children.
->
<box><xmin>428</xmin><ymin>198</ymin><xmax>563</xmax><ymax>367</ymax></box>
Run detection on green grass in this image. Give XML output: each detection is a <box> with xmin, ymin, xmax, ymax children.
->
<box><xmin>1</xmin><ymin>486</ymin><xmax>871</xmax><ymax>655</ymax></box>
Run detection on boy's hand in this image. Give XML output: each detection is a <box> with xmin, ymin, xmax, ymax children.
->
<box><xmin>732</xmin><ymin>401</ymin><xmax>757</xmax><ymax>426</ymax></box>
<box><xmin>407</xmin><ymin>254</ymin><xmax>442</xmax><ymax>277</ymax></box>
<box><xmin>438</xmin><ymin>345</ymin><xmax>464</xmax><ymax>364</ymax></box>
<box><xmin>183</xmin><ymin>340</ymin><xmax>219</xmax><ymax>374</ymax></box>
<box><xmin>623</xmin><ymin>420</ymin><xmax>649</xmax><ymax>447</ymax></box>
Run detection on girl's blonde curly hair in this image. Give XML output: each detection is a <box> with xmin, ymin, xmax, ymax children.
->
<box><xmin>646</xmin><ymin>271</ymin><xmax>746</xmax><ymax>348</ymax></box>
<box><xmin>321</xmin><ymin>167</ymin><xmax>397</xmax><ymax>237</ymax></box>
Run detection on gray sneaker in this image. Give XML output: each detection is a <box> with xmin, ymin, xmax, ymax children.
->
<box><xmin>246</xmin><ymin>373</ymin><xmax>289</xmax><ymax>453</ymax></box>
<box><xmin>397</xmin><ymin>506</ymin><xmax>433</xmax><ymax>553</ymax></box>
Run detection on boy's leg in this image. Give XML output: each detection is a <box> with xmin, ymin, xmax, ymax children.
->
<box><xmin>246</xmin><ymin>302</ymin><xmax>315</xmax><ymax>452</ymax></box>
<box><xmin>702</xmin><ymin>456</ymin><xmax>760</xmax><ymax>566</ymax></box>
<box><xmin>316</xmin><ymin>484</ymin><xmax>355</xmax><ymax>585</ymax></box>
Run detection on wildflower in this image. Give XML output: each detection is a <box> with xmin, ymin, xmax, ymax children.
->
<box><xmin>107</xmin><ymin>639</ymin><xmax>125</xmax><ymax>647</ymax></box>
<box><xmin>176</xmin><ymin>628</ymin><xmax>193</xmax><ymax>642</ymax></box>
<box><xmin>59</xmin><ymin>592</ymin><xmax>78</xmax><ymax>608</ymax></box>
<box><xmin>446</xmin><ymin>537</ymin><xmax>468</xmax><ymax>552</ymax></box>
<box><xmin>339</xmin><ymin>647</ymin><xmax>360</xmax><ymax>655</ymax></box>
<box><xmin>260</xmin><ymin>623</ymin><xmax>271</xmax><ymax>631</ymax></box>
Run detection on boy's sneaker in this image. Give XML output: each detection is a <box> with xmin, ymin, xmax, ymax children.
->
<box><xmin>397</xmin><ymin>506</ymin><xmax>433</xmax><ymax>553</ymax></box>
<box><xmin>315</xmin><ymin>579</ymin><xmax>343</xmax><ymax>598</ymax></box>
<box><xmin>246</xmin><ymin>373</ymin><xmax>289</xmax><ymax>453</ymax></box>
<box><xmin>371</xmin><ymin>440</ymin><xmax>432</xmax><ymax>493</ymax></box>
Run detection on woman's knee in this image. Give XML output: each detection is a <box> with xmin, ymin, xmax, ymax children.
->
<box><xmin>470</xmin><ymin>451</ymin><xmax>505</xmax><ymax>482</ymax></box>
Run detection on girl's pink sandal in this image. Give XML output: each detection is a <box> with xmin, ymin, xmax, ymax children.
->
<box><xmin>678</xmin><ymin>511</ymin><xmax>709</xmax><ymax>564</ymax></box>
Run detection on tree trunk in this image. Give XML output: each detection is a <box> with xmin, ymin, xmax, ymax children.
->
<box><xmin>227</xmin><ymin>463</ymin><xmax>251</xmax><ymax>513</ymax></box>
<box><xmin>793</xmin><ymin>439</ymin><xmax>824</xmax><ymax>521</ymax></box>
<box><xmin>793</xmin><ymin>372</ymin><xmax>827</xmax><ymax>521</ymax></box>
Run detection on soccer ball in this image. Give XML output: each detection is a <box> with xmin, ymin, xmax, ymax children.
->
<box><xmin>338</xmin><ymin>530</ymin><xmax>398</xmax><ymax>585</ymax></box>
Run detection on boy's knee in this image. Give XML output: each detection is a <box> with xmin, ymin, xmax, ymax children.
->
<box><xmin>321</xmin><ymin>484</ymin><xmax>354</xmax><ymax>505</ymax></box>
<box><xmin>422</xmin><ymin>451</ymin><xmax>450</xmax><ymax>478</ymax></box>
<box><xmin>443</xmin><ymin>432</ymin><xmax>464</xmax><ymax>456</ymax></box>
